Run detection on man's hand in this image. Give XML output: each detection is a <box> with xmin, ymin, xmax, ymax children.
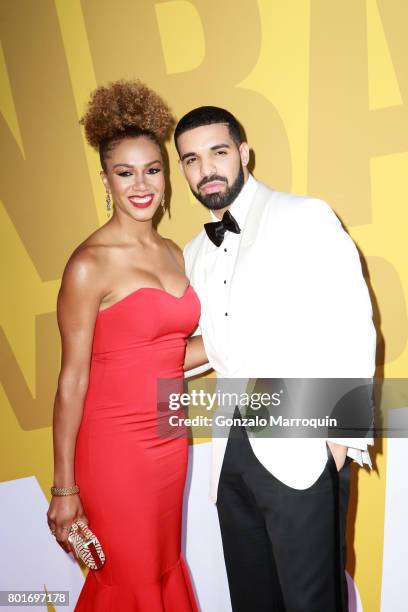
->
<box><xmin>327</xmin><ymin>441</ymin><xmax>348</xmax><ymax>472</ymax></box>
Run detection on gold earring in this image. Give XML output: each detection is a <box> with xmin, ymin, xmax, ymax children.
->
<box><xmin>161</xmin><ymin>192</ymin><xmax>166</xmax><ymax>211</ymax></box>
<box><xmin>106</xmin><ymin>190</ymin><xmax>112</xmax><ymax>216</ymax></box>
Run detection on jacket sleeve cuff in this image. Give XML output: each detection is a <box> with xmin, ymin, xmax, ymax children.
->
<box><xmin>346</xmin><ymin>447</ymin><xmax>372</xmax><ymax>468</ymax></box>
<box><xmin>184</xmin><ymin>362</ymin><xmax>213</xmax><ymax>379</ymax></box>
<box><xmin>326</xmin><ymin>438</ymin><xmax>374</xmax><ymax>468</ymax></box>
<box><xmin>326</xmin><ymin>437</ymin><xmax>374</xmax><ymax>450</ymax></box>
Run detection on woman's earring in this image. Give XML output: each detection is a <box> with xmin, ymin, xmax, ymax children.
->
<box><xmin>161</xmin><ymin>192</ymin><xmax>166</xmax><ymax>212</ymax></box>
<box><xmin>106</xmin><ymin>190</ymin><xmax>112</xmax><ymax>216</ymax></box>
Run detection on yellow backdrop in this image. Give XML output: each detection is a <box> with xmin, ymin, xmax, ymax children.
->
<box><xmin>1</xmin><ymin>2</ymin><xmax>407</xmax><ymax>610</ymax></box>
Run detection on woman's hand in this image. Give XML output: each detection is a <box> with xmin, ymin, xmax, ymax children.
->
<box><xmin>47</xmin><ymin>495</ymin><xmax>88</xmax><ymax>554</ymax></box>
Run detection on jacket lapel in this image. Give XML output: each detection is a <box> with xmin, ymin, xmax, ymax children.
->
<box><xmin>227</xmin><ymin>182</ymin><xmax>273</xmax><ymax>374</ymax></box>
<box><xmin>230</xmin><ymin>181</ymin><xmax>272</xmax><ymax>282</ymax></box>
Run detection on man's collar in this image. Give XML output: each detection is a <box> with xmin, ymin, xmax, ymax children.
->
<box><xmin>209</xmin><ymin>174</ymin><xmax>258</xmax><ymax>229</ymax></box>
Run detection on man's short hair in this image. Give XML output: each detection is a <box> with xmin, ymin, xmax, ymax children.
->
<box><xmin>174</xmin><ymin>106</ymin><xmax>243</xmax><ymax>152</ymax></box>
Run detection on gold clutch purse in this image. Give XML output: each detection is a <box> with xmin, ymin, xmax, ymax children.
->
<box><xmin>68</xmin><ymin>520</ymin><xmax>106</xmax><ymax>570</ymax></box>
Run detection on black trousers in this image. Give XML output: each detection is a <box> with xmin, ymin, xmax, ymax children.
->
<box><xmin>216</xmin><ymin>408</ymin><xmax>352</xmax><ymax>612</ymax></box>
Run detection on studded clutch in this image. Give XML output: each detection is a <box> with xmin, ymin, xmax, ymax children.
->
<box><xmin>68</xmin><ymin>520</ymin><xmax>105</xmax><ymax>570</ymax></box>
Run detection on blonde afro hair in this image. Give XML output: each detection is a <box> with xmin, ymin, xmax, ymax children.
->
<box><xmin>79</xmin><ymin>79</ymin><xmax>175</xmax><ymax>151</ymax></box>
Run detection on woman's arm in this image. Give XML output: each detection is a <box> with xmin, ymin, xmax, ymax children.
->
<box><xmin>184</xmin><ymin>335</ymin><xmax>208</xmax><ymax>371</ymax></box>
<box><xmin>47</xmin><ymin>249</ymin><xmax>104</xmax><ymax>552</ymax></box>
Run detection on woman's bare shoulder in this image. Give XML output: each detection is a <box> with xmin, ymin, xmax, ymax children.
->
<box><xmin>60</xmin><ymin>227</ymin><xmax>114</xmax><ymax>300</ymax></box>
<box><xmin>59</xmin><ymin>250</ymin><xmax>101</xmax><ymax>307</ymax></box>
<box><xmin>74</xmin><ymin>222</ymin><xmax>115</xmax><ymax>252</ymax></box>
<box><xmin>69</xmin><ymin>222</ymin><xmax>118</xmax><ymax>267</ymax></box>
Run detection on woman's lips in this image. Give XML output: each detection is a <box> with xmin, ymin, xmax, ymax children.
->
<box><xmin>128</xmin><ymin>194</ymin><xmax>155</xmax><ymax>208</ymax></box>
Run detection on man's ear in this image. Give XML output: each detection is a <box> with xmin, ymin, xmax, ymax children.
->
<box><xmin>239</xmin><ymin>142</ymin><xmax>250</xmax><ymax>168</ymax></box>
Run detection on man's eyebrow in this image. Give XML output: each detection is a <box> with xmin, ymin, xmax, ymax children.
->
<box><xmin>211</xmin><ymin>144</ymin><xmax>231</xmax><ymax>151</ymax></box>
<box><xmin>180</xmin><ymin>143</ymin><xmax>231</xmax><ymax>162</ymax></box>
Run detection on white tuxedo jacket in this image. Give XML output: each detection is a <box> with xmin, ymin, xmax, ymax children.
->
<box><xmin>184</xmin><ymin>180</ymin><xmax>376</xmax><ymax>502</ymax></box>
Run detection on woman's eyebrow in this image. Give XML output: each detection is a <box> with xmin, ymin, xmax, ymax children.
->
<box><xmin>112</xmin><ymin>160</ymin><xmax>162</xmax><ymax>169</ymax></box>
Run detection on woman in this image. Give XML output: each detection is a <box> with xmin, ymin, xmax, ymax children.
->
<box><xmin>46</xmin><ymin>80</ymin><xmax>205</xmax><ymax>611</ymax></box>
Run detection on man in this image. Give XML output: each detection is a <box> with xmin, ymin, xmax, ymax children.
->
<box><xmin>175</xmin><ymin>106</ymin><xmax>376</xmax><ymax>611</ymax></box>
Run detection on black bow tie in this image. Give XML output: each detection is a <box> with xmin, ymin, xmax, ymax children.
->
<box><xmin>204</xmin><ymin>210</ymin><xmax>241</xmax><ymax>247</ymax></box>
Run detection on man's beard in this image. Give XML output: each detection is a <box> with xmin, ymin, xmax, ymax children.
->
<box><xmin>191</xmin><ymin>164</ymin><xmax>245</xmax><ymax>210</ymax></box>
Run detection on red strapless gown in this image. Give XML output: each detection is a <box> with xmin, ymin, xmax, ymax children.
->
<box><xmin>74</xmin><ymin>284</ymin><xmax>200</xmax><ymax>611</ymax></box>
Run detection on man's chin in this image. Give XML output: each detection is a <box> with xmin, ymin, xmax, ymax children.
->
<box><xmin>196</xmin><ymin>194</ymin><xmax>229</xmax><ymax>210</ymax></box>
<box><xmin>192</xmin><ymin>165</ymin><xmax>245</xmax><ymax>210</ymax></box>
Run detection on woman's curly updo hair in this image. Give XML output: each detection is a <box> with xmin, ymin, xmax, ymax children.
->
<box><xmin>79</xmin><ymin>79</ymin><xmax>175</xmax><ymax>170</ymax></box>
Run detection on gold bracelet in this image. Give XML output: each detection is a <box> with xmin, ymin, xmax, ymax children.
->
<box><xmin>50</xmin><ymin>484</ymin><xmax>80</xmax><ymax>496</ymax></box>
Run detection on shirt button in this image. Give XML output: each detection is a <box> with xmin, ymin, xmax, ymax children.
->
<box><xmin>224</xmin><ymin>248</ymin><xmax>227</xmax><ymax>252</ymax></box>
<box><xmin>223</xmin><ymin>280</ymin><xmax>227</xmax><ymax>284</ymax></box>
<box><xmin>225</xmin><ymin>312</ymin><xmax>228</xmax><ymax>316</ymax></box>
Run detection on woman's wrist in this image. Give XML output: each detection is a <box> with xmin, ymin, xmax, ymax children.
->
<box><xmin>50</xmin><ymin>484</ymin><xmax>80</xmax><ymax>496</ymax></box>
<box><xmin>53</xmin><ymin>467</ymin><xmax>75</xmax><ymax>488</ymax></box>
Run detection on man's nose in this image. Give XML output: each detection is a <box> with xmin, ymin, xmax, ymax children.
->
<box><xmin>200</xmin><ymin>158</ymin><xmax>217</xmax><ymax>178</ymax></box>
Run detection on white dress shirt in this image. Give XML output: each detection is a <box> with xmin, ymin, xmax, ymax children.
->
<box><xmin>204</xmin><ymin>174</ymin><xmax>259</xmax><ymax>374</ymax></box>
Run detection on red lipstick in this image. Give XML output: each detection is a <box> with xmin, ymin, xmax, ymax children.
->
<box><xmin>128</xmin><ymin>194</ymin><xmax>155</xmax><ymax>209</ymax></box>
